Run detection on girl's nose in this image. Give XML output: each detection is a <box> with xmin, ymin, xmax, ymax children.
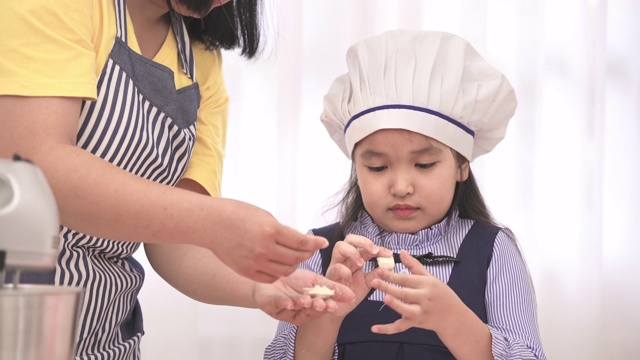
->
<box><xmin>390</xmin><ymin>174</ymin><xmax>414</xmax><ymax>197</ymax></box>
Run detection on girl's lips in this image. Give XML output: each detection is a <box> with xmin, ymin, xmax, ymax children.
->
<box><xmin>390</xmin><ymin>205</ymin><xmax>416</xmax><ymax>218</ymax></box>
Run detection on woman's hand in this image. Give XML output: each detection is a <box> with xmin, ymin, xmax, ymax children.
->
<box><xmin>370</xmin><ymin>250</ymin><xmax>468</xmax><ymax>335</ymax></box>
<box><xmin>202</xmin><ymin>199</ymin><xmax>331</xmax><ymax>284</ymax></box>
<box><xmin>252</xmin><ymin>269</ymin><xmax>355</xmax><ymax>325</ymax></box>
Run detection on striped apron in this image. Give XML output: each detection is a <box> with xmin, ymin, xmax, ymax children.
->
<box><xmin>23</xmin><ymin>1</ymin><xmax>200</xmax><ymax>358</ymax></box>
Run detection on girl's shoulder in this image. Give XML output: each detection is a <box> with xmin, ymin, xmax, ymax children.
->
<box><xmin>491</xmin><ymin>225</ymin><xmax>529</xmax><ymax>268</ymax></box>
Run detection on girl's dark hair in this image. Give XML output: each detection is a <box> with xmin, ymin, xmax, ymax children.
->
<box><xmin>335</xmin><ymin>165</ymin><xmax>364</xmax><ymax>234</ymax></box>
<box><xmin>334</xmin><ymin>150</ymin><xmax>499</xmax><ymax>234</ymax></box>
<box><xmin>449</xmin><ymin>152</ymin><xmax>497</xmax><ymax>226</ymax></box>
<box><xmin>182</xmin><ymin>0</ymin><xmax>263</xmax><ymax>58</ymax></box>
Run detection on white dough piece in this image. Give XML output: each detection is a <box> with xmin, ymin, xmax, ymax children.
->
<box><xmin>303</xmin><ymin>285</ymin><xmax>335</xmax><ymax>299</ymax></box>
<box><xmin>377</xmin><ymin>256</ymin><xmax>395</xmax><ymax>271</ymax></box>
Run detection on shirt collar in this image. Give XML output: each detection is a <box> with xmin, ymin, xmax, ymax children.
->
<box><xmin>347</xmin><ymin>210</ymin><xmax>460</xmax><ymax>250</ymax></box>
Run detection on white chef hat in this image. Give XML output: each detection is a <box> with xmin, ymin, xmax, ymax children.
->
<box><xmin>321</xmin><ymin>30</ymin><xmax>517</xmax><ymax>161</ymax></box>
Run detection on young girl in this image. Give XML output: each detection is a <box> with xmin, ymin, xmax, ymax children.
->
<box><xmin>264</xmin><ymin>30</ymin><xmax>546</xmax><ymax>360</ymax></box>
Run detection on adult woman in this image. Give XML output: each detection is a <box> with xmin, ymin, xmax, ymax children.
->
<box><xmin>0</xmin><ymin>0</ymin><xmax>349</xmax><ymax>358</ymax></box>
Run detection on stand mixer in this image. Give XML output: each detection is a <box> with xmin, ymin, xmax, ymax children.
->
<box><xmin>0</xmin><ymin>154</ymin><xmax>59</xmax><ymax>282</ymax></box>
<box><xmin>0</xmin><ymin>155</ymin><xmax>84</xmax><ymax>360</ymax></box>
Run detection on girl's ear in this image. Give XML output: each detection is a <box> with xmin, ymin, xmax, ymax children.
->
<box><xmin>457</xmin><ymin>161</ymin><xmax>470</xmax><ymax>182</ymax></box>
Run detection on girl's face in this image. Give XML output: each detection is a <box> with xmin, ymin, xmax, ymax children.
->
<box><xmin>353</xmin><ymin>129</ymin><xmax>469</xmax><ymax>234</ymax></box>
<box><xmin>170</xmin><ymin>0</ymin><xmax>231</xmax><ymax>18</ymax></box>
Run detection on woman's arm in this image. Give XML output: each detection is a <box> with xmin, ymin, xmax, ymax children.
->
<box><xmin>0</xmin><ymin>96</ymin><xmax>326</xmax><ymax>283</ymax></box>
<box><xmin>144</xmin><ymin>178</ymin><xmax>256</xmax><ymax>306</ymax></box>
<box><xmin>145</xmin><ymin>241</ymin><xmax>258</xmax><ymax>306</ymax></box>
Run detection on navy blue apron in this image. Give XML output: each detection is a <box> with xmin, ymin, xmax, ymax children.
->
<box><xmin>314</xmin><ymin>221</ymin><xmax>499</xmax><ymax>359</ymax></box>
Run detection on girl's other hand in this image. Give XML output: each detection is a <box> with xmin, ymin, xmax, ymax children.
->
<box><xmin>369</xmin><ymin>250</ymin><xmax>468</xmax><ymax>335</ymax></box>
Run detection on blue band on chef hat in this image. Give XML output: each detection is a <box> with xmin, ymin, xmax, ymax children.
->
<box><xmin>344</xmin><ymin>104</ymin><xmax>475</xmax><ymax>137</ymax></box>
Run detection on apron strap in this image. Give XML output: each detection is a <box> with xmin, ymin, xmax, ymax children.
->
<box><xmin>169</xmin><ymin>10</ymin><xmax>197</xmax><ymax>81</ymax></box>
<box><xmin>114</xmin><ymin>0</ymin><xmax>128</xmax><ymax>42</ymax></box>
<box><xmin>113</xmin><ymin>0</ymin><xmax>197</xmax><ymax>81</ymax></box>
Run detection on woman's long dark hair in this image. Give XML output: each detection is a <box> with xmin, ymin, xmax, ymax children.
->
<box><xmin>181</xmin><ymin>0</ymin><xmax>263</xmax><ymax>58</ymax></box>
<box><xmin>334</xmin><ymin>150</ymin><xmax>500</xmax><ymax>235</ymax></box>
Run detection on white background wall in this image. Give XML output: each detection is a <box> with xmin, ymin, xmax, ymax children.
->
<box><xmin>139</xmin><ymin>1</ymin><xmax>640</xmax><ymax>359</ymax></box>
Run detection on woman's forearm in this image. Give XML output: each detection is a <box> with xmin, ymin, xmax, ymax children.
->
<box><xmin>39</xmin><ymin>144</ymin><xmax>211</xmax><ymax>244</ymax></box>
<box><xmin>144</xmin><ymin>242</ymin><xmax>258</xmax><ymax>307</ymax></box>
<box><xmin>0</xmin><ymin>96</ymin><xmax>219</xmax><ymax>248</ymax></box>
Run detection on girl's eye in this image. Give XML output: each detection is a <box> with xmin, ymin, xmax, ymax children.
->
<box><xmin>367</xmin><ymin>166</ymin><xmax>387</xmax><ymax>172</ymax></box>
<box><xmin>416</xmin><ymin>163</ymin><xmax>435</xmax><ymax>169</ymax></box>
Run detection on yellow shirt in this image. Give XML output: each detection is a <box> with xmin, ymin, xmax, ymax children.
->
<box><xmin>0</xmin><ymin>0</ymin><xmax>227</xmax><ymax>196</ymax></box>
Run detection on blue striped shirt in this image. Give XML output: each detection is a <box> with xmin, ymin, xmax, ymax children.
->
<box><xmin>264</xmin><ymin>211</ymin><xmax>546</xmax><ymax>359</ymax></box>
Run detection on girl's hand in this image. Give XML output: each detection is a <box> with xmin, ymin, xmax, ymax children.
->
<box><xmin>369</xmin><ymin>250</ymin><xmax>468</xmax><ymax>335</ymax></box>
<box><xmin>324</xmin><ymin>234</ymin><xmax>392</xmax><ymax>318</ymax></box>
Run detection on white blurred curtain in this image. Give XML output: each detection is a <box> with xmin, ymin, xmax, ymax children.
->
<box><xmin>140</xmin><ymin>1</ymin><xmax>640</xmax><ymax>359</ymax></box>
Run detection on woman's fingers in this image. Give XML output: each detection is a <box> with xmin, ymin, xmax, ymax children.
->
<box><xmin>276</xmin><ymin>226</ymin><xmax>329</xmax><ymax>253</ymax></box>
<box><xmin>271</xmin><ymin>230</ymin><xmax>328</xmax><ymax>263</ymax></box>
<box><xmin>256</xmin><ymin>259</ymin><xmax>298</xmax><ymax>281</ymax></box>
<box><xmin>252</xmin><ymin>269</ymin><xmax>280</xmax><ymax>284</ymax></box>
<box><xmin>263</xmin><ymin>225</ymin><xmax>329</xmax><ymax>268</ymax></box>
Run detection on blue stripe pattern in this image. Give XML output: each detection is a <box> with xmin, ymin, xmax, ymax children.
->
<box><xmin>264</xmin><ymin>211</ymin><xmax>546</xmax><ymax>360</ymax></box>
<box><xmin>344</xmin><ymin>104</ymin><xmax>476</xmax><ymax>136</ymax></box>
